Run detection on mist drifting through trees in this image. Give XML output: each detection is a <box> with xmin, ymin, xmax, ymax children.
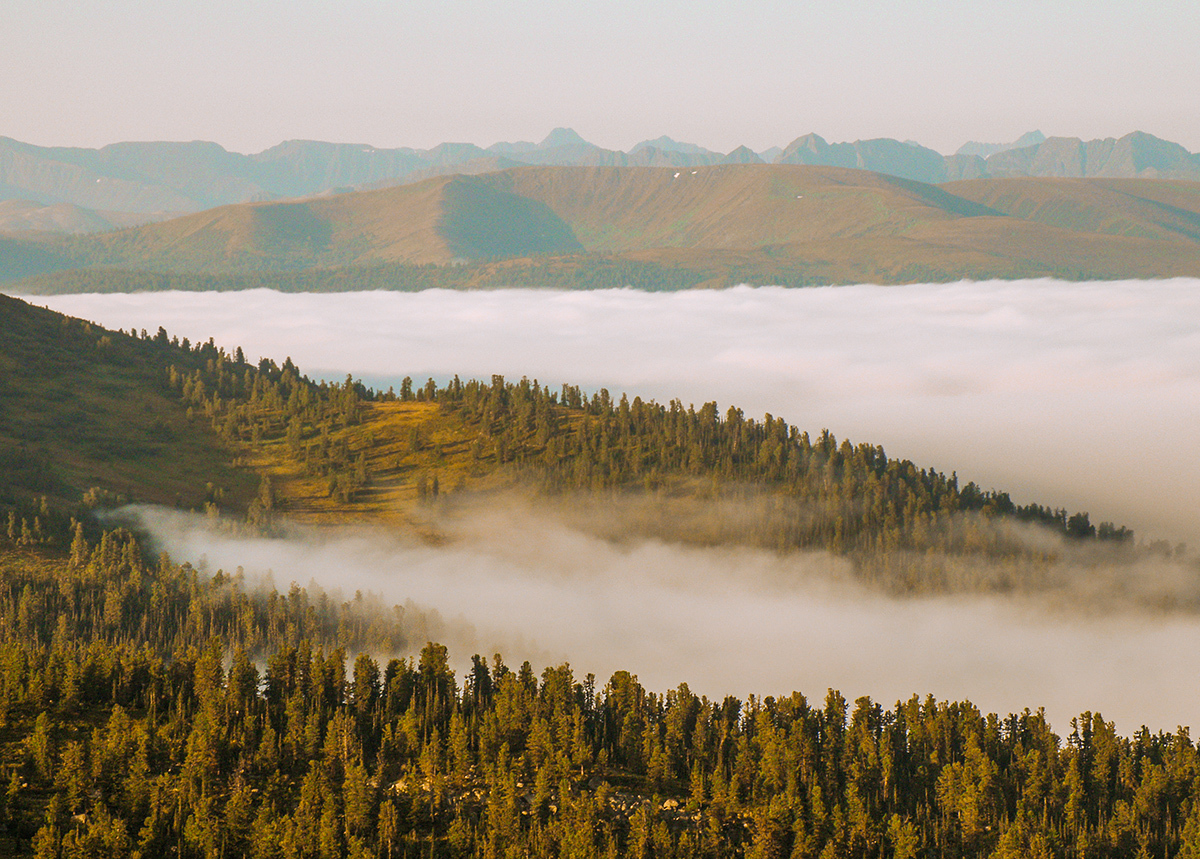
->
<box><xmin>118</xmin><ymin>502</ymin><xmax>1200</xmax><ymax>736</ymax></box>
<box><xmin>4</xmin><ymin>282</ymin><xmax>1200</xmax><ymax>856</ymax></box>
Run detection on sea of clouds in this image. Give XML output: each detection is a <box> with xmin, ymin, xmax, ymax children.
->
<box><xmin>25</xmin><ymin>279</ymin><xmax>1200</xmax><ymax>732</ymax></box>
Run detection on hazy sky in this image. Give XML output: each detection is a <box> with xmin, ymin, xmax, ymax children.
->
<box><xmin>5</xmin><ymin>0</ymin><xmax>1198</xmax><ymax>154</ymax></box>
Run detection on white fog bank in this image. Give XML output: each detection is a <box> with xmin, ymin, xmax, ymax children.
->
<box><xmin>120</xmin><ymin>504</ymin><xmax>1200</xmax><ymax>737</ymax></box>
<box><xmin>27</xmin><ymin>280</ymin><xmax>1200</xmax><ymax>545</ymax></box>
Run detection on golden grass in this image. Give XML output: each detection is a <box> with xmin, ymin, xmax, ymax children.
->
<box><xmin>245</xmin><ymin>401</ymin><xmax>510</xmax><ymax>528</ymax></box>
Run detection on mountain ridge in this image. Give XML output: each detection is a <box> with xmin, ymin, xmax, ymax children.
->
<box><xmin>5</xmin><ymin>129</ymin><xmax>1199</xmax><ymax>229</ymax></box>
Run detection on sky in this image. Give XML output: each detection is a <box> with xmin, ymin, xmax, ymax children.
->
<box><xmin>5</xmin><ymin>0</ymin><xmax>1198</xmax><ymax>155</ymax></box>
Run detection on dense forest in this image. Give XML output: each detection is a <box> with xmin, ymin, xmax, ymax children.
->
<box><xmin>12</xmin><ymin>254</ymin><xmax>1101</xmax><ymax>296</ymax></box>
<box><xmin>166</xmin><ymin>333</ymin><xmax>1132</xmax><ymax>545</ymax></box>
<box><xmin>9</xmin><ymin>258</ymin><xmax>722</xmax><ymax>294</ymax></box>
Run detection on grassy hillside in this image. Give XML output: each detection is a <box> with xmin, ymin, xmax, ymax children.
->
<box><xmin>75</xmin><ymin>174</ymin><xmax>582</xmax><ymax>271</ymax></box>
<box><xmin>0</xmin><ymin>294</ymin><xmax>255</xmax><ymax>515</ymax></box>
<box><xmin>485</xmin><ymin>165</ymin><xmax>997</xmax><ymax>250</ymax></box>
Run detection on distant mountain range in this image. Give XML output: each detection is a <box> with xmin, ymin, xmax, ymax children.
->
<box><xmin>3</xmin><ymin>129</ymin><xmax>1199</xmax><ymax>232</ymax></box>
<box><xmin>9</xmin><ymin>164</ymin><xmax>1200</xmax><ymax>290</ymax></box>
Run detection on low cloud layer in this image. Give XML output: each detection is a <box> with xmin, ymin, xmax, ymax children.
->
<box><xmin>30</xmin><ymin>280</ymin><xmax>1200</xmax><ymax>544</ymax></box>
<box><xmin>118</xmin><ymin>502</ymin><xmax>1200</xmax><ymax>736</ymax></box>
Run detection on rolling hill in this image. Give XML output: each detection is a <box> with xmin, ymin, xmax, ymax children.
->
<box><xmin>483</xmin><ymin>165</ymin><xmax>995</xmax><ymax>251</ymax></box>
<box><xmin>66</xmin><ymin>173</ymin><xmax>583</xmax><ymax>271</ymax></box>
<box><xmin>944</xmin><ymin>177</ymin><xmax>1200</xmax><ymax>243</ymax></box>
<box><xmin>9</xmin><ymin>164</ymin><xmax>1200</xmax><ymax>289</ymax></box>
<box><xmin>0</xmin><ymin>199</ymin><xmax>164</xmax><ymax>234</ymax></box>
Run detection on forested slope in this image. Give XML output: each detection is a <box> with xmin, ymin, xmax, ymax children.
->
<box><xmin>0</xmin><ymin>294</ymin><xmax>1149</xmax><ymax>598</ymax></box>
<box><xmin>155</xmin><ymin>313</ymin><xmax>1147</xmax><ymax>598</ymax></box>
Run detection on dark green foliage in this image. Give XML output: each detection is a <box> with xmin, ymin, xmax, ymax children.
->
<box><xmin>179</xmin><ymin>350</ymin><xmax>1135</xmax><ymax>562</ymax></box>
<box><xmin>428</xmin><ymin>376</ymin><xmax>1142</xmax><ymax>596</ymax></box>
<box><xmin>415</xmin><ymin>375</ymin><xmax>1134</xmax><ymax>553</ymax></box>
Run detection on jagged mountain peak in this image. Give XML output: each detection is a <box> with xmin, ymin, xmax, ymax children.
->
<box><xmin>538</xmin><ymin>127</ymin><xmax>594</xmax><ymax>150</ymax></box>
<box><xmin>724</xmin><ymin>145</ymin><xmax>764</xmax><ymax>164</ymax></box>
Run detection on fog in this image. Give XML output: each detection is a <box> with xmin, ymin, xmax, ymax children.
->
<box><xmin>119</xmin><ymin>502</ymin><xmax>1200</xmax><ymax>735</ymax></box>
<box><xmin>30</xmin><ymin>280</ymin><xmax>1200</xmax><ymax>545</ymax></box>
<box><xmin>23</xmin><ymin>280</ymin><xmax>1200</xmax><ymax>732</ymax></box>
